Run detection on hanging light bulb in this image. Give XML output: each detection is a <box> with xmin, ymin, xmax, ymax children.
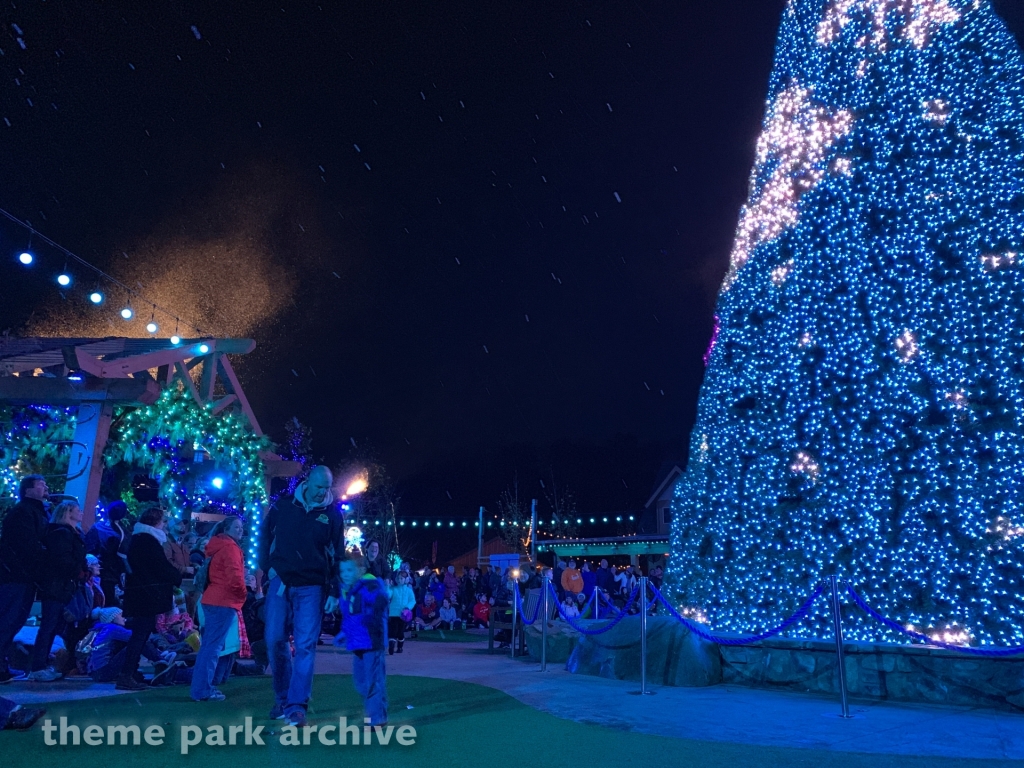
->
<box><xmin>18</xmin><ymin>252</ymin><xmax>33</xmax><ymax>265</ymax></box>
<box><xmin>146</xmin><ymin>321</ymin><xmax>159</xmax><ymax>334</ymax></box>
<box><xmin>198</xmin><ymin>343</ymin><xmax>210</xmax><ymax>354</ymax></box>
<box><xmin>89</xmin><ymin>291</ymin><xmax>104</xmax><ymax>304</ymax></box>
<box><xmin>57</xmin><ymin>273</ymin><xmax>72</xmax><ymax>287</ymax></box>
<box><xmin>170</xmin><ymin>335</ymin><xmax>181</xmax><ymax>345</ymax></box>
<box><xmin>120</xmin><ymin>306</ymin><xmax>134</xmax><ymax>320</ymax></box>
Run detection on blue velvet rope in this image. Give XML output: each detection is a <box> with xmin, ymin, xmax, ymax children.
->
<box><xmin>845</xmin><ymin>584</ymin><xmax>1024</xmax><ymax>657</ymax></box>
<box><xmin>650</xmin><ymin>583</ymin><xmax>825</xmax><ymax>646</ymax></box>
<box><xmin>548</xmin><ymin>583</ymin><xmax>640</xmax><ymax>635</ymax></box>
<box><xmin>513</xmin><ymin>582</ymin><xmax>543</xmax><ymax>626</ymax></box>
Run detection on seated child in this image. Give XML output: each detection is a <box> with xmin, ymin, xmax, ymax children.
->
<box><xmin>438</xmin><ymin>598</ymin><xmax>459</xmax><ymax>630</ymax></box>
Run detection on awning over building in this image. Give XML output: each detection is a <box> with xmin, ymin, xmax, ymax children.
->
<box><xmin>536</xmin><ymin>535</ymin><xmax>669</xmax><ymax>558</ymax></box>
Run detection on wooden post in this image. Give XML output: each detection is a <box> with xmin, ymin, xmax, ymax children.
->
<box><xmin>64</xmin><ymin>402</ymin><xmax>114</xmax><ymax>531</ymax></box>
<box><xmin>530</xmin><ymin>499</ymin><xmax>537</xmax><ymax>563</ymax></box>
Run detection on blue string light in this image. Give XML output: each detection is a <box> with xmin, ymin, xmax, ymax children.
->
<box><xmin>671</xmin><ymin>0</ymin><xmax>1024</xmax><ymax>646</ymax></box>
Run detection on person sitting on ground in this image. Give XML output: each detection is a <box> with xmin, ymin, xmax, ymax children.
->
<box><xmin>414</xmin><ymin>593</ymin><xmax>441</xmax><ymax>630</ymax></box>
<box><xmin>0</xmin><ymin>475</ymin><xmax>50</xmax><ymax>684</ymax></box>
<box><xmin>87</xmin><ymin>607</ymin><xmax>175</xmax><ymax>684</ymax></box>
<box><xmin>574</xmin><ymin>591</ymin><xmax>591</xmax><ymax>618</ymax></box>
<box><xmin>387</xmin><ymin>573</ymin><xmax>416</xmax><ymax>655</ymax></box>
<box><xmin>560</xmin><ymin>559</ymin><xmax>583</xmax><ymax>596</ymax></box>
<box><xmin>428</xmin><ymin>572</ymin><xmax>445</xmax><ymax>607</ymax></box>
<box><xmin>27</xmin><ymin>501</ymin><xmax>87</xmax><ymax>682</ymax></box>
<box><xmin>83</xmin><ymin>500</ymin><xmax>130</xmax><ymax>608</ymax></box>
<box><xmin>458</xmin><ymin>568</ymin><xmax>478</xmax><ymax>621</ymax></box>
<box><xmin>438</xmin><ymin>598</ymin><xmax>459</xmax><ymax>630</ymax></box>
<box><xmin>0</xmin><ymin>696</ymin><xmax>46</xmax><ymax>731</ymax></box>
<box><xmin>471</xmin><ymin>593</ymin><xmax>491</xmax><ymax>628</ymax></box>
<box><xmin>191</xmin><ymin>516</ymin><xmax>247</xmax><ymax>703</ymax></box>
<box><xmin>84</xmin><ymin>555</ymin><xmax>105</xmax><ymax>610</ymax></box>
<box><xmin>118</xmin><ymin>507</ymin><xmax>183</xmax><ymax>690</ymax></box>
<box><xmin>560</xmin><ymin>595</ymin><xmax>580</xmax><ymax>620</ymax></box>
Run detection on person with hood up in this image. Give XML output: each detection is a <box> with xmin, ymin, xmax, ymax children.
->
<box><xmin>84</xmin><ymin>501</ymin><xmax>130</xmax><ymax>607</ymax></box>
<box><xmin>191</xmin><ymin>516</ymin><xmax>247</xmax><ymax>702</ymax></box>
<box><xmin>258</xmin><ymin>466</ymin><xmax>345</xmax><ymax>728</ymax></box>
<box><xmin>338</xmin><ymin>555</ymin><xmax>389</xmax><ymax>727</ymax></box>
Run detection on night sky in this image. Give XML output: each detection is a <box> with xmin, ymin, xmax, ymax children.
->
<box><xmin>2</xmin><ymin>1</ymin><xmax>1024</xmax><ymax>541</ymax></box>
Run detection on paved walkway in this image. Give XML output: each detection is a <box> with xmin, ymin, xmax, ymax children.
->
<box><xmin>5</xmin><ymin>636</ymin><xmax>1023</xmax><ymax>761</ymax></box>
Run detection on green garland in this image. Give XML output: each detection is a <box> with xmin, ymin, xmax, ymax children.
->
<box><xmin>106</xmin><ymin>388</ymin><xmax>270</xmax><ymax>517</ymax></box>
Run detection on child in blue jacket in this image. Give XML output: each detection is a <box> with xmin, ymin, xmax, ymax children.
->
<box><xmin>339</xmin><ymin>556</ymin><xmax>389</xmax><ymax>726</ymax></box>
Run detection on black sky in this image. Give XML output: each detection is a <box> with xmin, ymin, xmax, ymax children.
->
<box><xmin>2</xmin><ymin>1</ymin><xmax>1023</xmax><ymax>532</ymax></box>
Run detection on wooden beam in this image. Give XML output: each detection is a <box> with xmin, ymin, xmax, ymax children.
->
<box><xmin>218</xmin><ymin>356</ymin><xmax>262</xmax><ymax>435</ymax></box>
<box><xmin>174</xmin><ymin>361</ymin><xmax>202</xmax><ymax>405</ymax></box>
<box><xmin>64</xmin><ymin>402</ymin><xmax>114</xmax><ymax>531</ymax></box>
<box><xmin>199</xmin><ymin>353</ymin><xmax>220</xmax><ymax>402</ymax></box>
<box><xmin>0</xmin><ymin>376</ymin><xmax>160</xmax><ymax>405</ymax></box>
<box><xmin>210</xmin><ymin>394</ymin><xmax>237</xmax><ymax>415</ymax></box>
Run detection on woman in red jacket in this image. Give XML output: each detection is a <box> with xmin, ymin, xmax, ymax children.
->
<box><xmin>191</xmin><ymin>516</ymin><xmax>247</xmax><ymax>702</ymax></box>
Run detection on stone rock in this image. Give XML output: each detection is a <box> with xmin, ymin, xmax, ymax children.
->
<box><xmin>524</xmin><ymin>620</ymin><xmax>579</xmax><ymax>664</ymax></box>
<box><xmin>566</xmin><ymin>616</ymin><xmax>721</xmax><ymax>687</ymax></box>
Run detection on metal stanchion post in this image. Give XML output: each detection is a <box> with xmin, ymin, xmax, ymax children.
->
<box><xmin>541</xmin><ymin>574</ymin><xmax>549</xmax><ymax>671</ymax></box>
<box><xmin>591</xmin><ymin>588</ymin><xmax>599</xmax><ymax>619</ymax></box>
<box><xmin>511</xmin><ymin>583</ymin><xmax>519</xmax><ymax>659</ymax></box>
<box><xmin>830</xmin><ymin>575</ymin><xmax>851</xmax><ymax>718</ymax></box>
<box><xmin>630</xmin><ymin>577</ymin><xmax>655</xmax><ymax>696</ymax></box>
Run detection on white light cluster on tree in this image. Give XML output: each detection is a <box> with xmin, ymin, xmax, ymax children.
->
<box><xmin>725</xmin><ymin>85</ymin><xmax>855</xmax><ymax>290</ymax></box>
<box><xmin>671</xmin><ymin>0</ymin><xmax>1024</xmax><ymax>646</ymax></box>
<box><xmin>817</xmin><ymin>0</ymin><xmax>962</xmax><ymax>51</ymax></box>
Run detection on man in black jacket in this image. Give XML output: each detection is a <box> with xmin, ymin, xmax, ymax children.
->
<box><xmin>259</xmin><ymin>465</ymin><xmax>344</xmax><ymax>727</ymax></box>
<box><xmin>0</xmin><ymin>475</ymin><xmax>49</xmax><ymax>684</ymax></box>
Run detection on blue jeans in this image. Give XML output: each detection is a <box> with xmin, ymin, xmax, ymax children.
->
<box><xmin>191</xmin><ymin>604</ymin><xmax>237</xmax><ymax>700</ymax></box>
<box><xmin>352</xmin><ymin>650</ymin><xmax>388</xmax><ymax>725</ymax></box>
<box><xmin>264</xmin><ymin>577</ymin><xmax>324</xmax><ymax>714</ymax></box>
<box><xmin>0</xmin><ymin>583</ymin><xmax>35</xmax><ymax>673</ymax></box>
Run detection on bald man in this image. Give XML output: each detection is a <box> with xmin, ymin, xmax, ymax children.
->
<box><xmin>259</xmin><ymin>466</ymin><xmax>345</xmax><ymax>727</ymax></box>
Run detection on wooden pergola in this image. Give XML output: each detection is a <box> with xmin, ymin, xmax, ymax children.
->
<box><xmin>0</xmin><ymin>336</ymin><xmax>298</xmax><ymax>527</ymax></box>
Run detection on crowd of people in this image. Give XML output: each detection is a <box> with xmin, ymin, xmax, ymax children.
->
<box><xmin>0</xmin><ymin>475</ymin><xmax>267</xmax><ymax>699</ymax></box>
<box><xmin>0</xmin><ymin>466</ymin><xmax>665</xmax><ymax>734</ymax></box>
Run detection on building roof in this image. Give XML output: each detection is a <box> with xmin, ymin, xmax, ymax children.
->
<box><xmin>448</xmin><ymin>536</ymin><xmax>523</xmax><ymax>570</ymax></box>
<box><xmin>536</xmin><ymin>534</ymin><xmax>669</xmax><ymax>557</ymax></box>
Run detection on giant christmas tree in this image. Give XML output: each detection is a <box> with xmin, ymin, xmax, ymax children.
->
<box><xmin>671</xmin><ymin>0</ymin><xmax>1024</xmax><ymax>645</ymax></box>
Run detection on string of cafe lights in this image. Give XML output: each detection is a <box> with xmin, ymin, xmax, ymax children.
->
<box><xmin>1</xmin><ymin>206</ymin><xmax>204</xmax><ymax>340</ymax></box>
<box><xmin>346</xmin><ymin>514</ymin><xmax>637</xmax><ymax>529</ymax></box>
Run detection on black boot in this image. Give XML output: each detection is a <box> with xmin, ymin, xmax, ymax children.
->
<box><xmin>397</xmin><ymin>640</ymin><xmax>404</xmax><ymax>654</ymax></box>
<box><xmin>388</xmin><ymin>639</ymin><xmax>396</xmax><ymax>656</ymax></box>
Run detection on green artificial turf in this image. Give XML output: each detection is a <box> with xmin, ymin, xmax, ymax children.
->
<box><xmin>407</xmin><ymin>629</ymin><xmax>491</xmax><ymax>643</ymax></box>
<box><xmin>0</xmin><ymin>676</ymin><xmax>1015</xmax><ymax>768</ymax></box>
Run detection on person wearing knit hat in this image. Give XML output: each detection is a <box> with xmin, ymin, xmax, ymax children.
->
<box><xmin>95</xmin><ymin>608</ymin><xmax>123</xmax><ymax>626</ymax></box>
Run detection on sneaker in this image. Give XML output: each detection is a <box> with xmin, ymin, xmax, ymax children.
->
<box><xmin>6</xmin><ymin>706</ymin><xmax>46</xmax><ymax>731</ymax></box>
<box><xmin>115</xmin><ymin>675</ymin><xmax>148</xmax><ymax>691</ymax></box>
<box><xmin>196</xmin><ymin>690</ymin><xmax>226</xmax><ymax>702</ymax></box>
<box><xmin>269</xmin><ymin>704</ymin><xmax>286</xmax><ymax>720</ymax></box>
<box><xmin>285</xmin><ymin>709</ymin><xmax>306</xmax><ymax>728</ymax></box>
<box><xmin>150</xmin><ymin>662</ymin><xmax>177</xmax><ymax>687</ymax></box>
<box><xmin>27</xmin><ymin>668</ymin><xmax>62</xmax><ymax>682</ymax></box>
<box><xmin>0</xmin><ymin>669</ymin><xmax>27</xmax><ymax>684</ymax></box>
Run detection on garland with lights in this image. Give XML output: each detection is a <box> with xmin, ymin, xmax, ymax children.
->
<box><xmin>0</xmin><ymin>406</ymin><xmax>76</xmax><ymax>502</ymax></box>
<box><xmin>671</xmin><ymin>0</ymin><xmax>1024</xmax><ymax>647</ymax></box>
<box><xmin>104</xmin><ymin>388</ymin><xmax>271</xmax><ymax>567</ymax></box>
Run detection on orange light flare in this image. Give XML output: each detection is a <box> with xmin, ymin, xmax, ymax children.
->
<box><xmin>338</xmin><ymin>471</ymin><xmax>369</xmax><ymax>501</ymax></box>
